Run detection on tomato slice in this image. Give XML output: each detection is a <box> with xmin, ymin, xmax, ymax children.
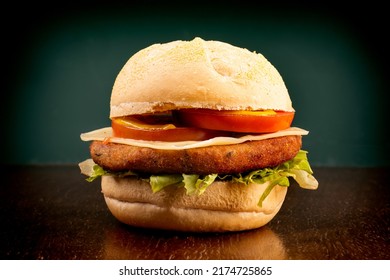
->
<box><xmin>111</xmin><ymin>115</ymin><xmax>229</xmax><ymax>142</ymax></box>
<box><xmin>175</xmin><ymin>109</ymin><xmax>295</xmax><ymax>133</ymax></box>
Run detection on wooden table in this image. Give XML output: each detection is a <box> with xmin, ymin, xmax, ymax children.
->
<box><xmin>1</xmin><ymin>165</ymin><xmax>388</xmax><ymax>259</ymax></box>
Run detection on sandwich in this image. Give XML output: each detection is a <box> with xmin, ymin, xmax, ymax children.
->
<box><xmin>79</xmin><ymin>37</ymin><xmax>318</xmax><ymax>232</ymax></box>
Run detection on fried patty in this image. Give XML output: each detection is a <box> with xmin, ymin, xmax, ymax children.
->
<box><xmin>90</xmin><ymin>135</ymin><xmax>302</xmax><ymax>175</ymax></box>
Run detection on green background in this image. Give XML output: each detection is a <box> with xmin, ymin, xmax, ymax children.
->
<box><xmin>3</xmin><ymin>3</ymin><xmax>388</xmax><ymax>167</ymax></box>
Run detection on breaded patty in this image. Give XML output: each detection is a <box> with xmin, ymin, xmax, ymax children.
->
<box><xmin>90</xmin><ymin>135</ymin><xmax>302</xmax><ymax>175</ymax></box>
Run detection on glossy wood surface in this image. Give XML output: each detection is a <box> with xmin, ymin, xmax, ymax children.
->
<box><xmin>1</xmin><ymin>166</ymin><xmax>388</xmax><ymax>260</ymax></box>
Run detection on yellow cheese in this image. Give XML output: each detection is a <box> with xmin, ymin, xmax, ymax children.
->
<box><xmin>80</xmin><ymin>127</ymin><xmax>308</xmax><ymax>150</ymax></box>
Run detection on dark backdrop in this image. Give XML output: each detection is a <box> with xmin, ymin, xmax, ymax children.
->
<box><xmin>2</xmin><ymin>2</ymin><xmax>388</xmax><ymax>167</ymax></box>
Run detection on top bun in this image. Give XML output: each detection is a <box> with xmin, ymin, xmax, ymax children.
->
<box><xmin>110</xmin><ymin>37</ymin><xmax>294</xmax><ymax>118</ymax></box>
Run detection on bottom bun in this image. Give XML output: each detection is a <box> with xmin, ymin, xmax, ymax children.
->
<box><xmin>101</xmin><ymin>176</ymin><xmax>287</xmax><ymax>232</ymax></box>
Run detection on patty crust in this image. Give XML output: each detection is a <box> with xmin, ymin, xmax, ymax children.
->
<box><xmin>90</xmin><ymin>135</ymin><xmax>302</xmax><ymax>175</ymax></box>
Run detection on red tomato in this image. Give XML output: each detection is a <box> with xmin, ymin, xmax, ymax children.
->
<box><xmin>111</xmin><ymin>115</ymin><xmax>228</xmax><ymax>142</ymax></box>
<box><xmin>175</xmin><ymin>109</ymin><xmax>295</xmax><ymax>133</ymax></box>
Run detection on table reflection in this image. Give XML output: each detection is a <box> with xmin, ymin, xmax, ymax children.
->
<box><xmin>103</xmin><ymin>224</ymin><xmax>287</xmax><ymax>260</ymax></box>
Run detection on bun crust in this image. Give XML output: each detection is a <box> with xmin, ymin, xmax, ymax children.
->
<box><xmin>101</xmin><ymin>175</ymin><xmax>287</xmax><ymax>232</ymax></box>
<box><xmin>110</xmin><ymin>37</ymin><xmax>293</xmax><ymax>117</ymax></box>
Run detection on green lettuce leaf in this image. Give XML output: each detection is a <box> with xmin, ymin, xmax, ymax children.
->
<box><xmin>86</xmin><ymin>164</ymin><xmax>107</xmax><ymax>182</ymax></box>
<box><xmin>150</xmin><ymin>174</ymin><xmax>183</xmax><ymax>192</ymax></box>
<box><xmin>229</xmin><ymin>150</ymin><xmax>318</xmax><ymax>206</ymax></box>
<box><xmin>182</xmin><ymin>174</ymin><xmax>218</xmax><ymax>195</ymax></box>
<box><xmin>79</xmin><ymin>158</ymin><xmax>137</xmax><ymax>182</ymax></box>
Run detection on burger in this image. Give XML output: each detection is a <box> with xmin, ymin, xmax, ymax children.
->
<box><xmin>79</xmin><ymin>37</ymin><xmax>318</xmax><ymax>232</ymax></box>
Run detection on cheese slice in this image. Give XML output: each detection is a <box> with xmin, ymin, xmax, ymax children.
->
<box><xmin>80</xmin><ymin>127</ymin><xmax>308</xmax><ymax>150</ymax></box>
